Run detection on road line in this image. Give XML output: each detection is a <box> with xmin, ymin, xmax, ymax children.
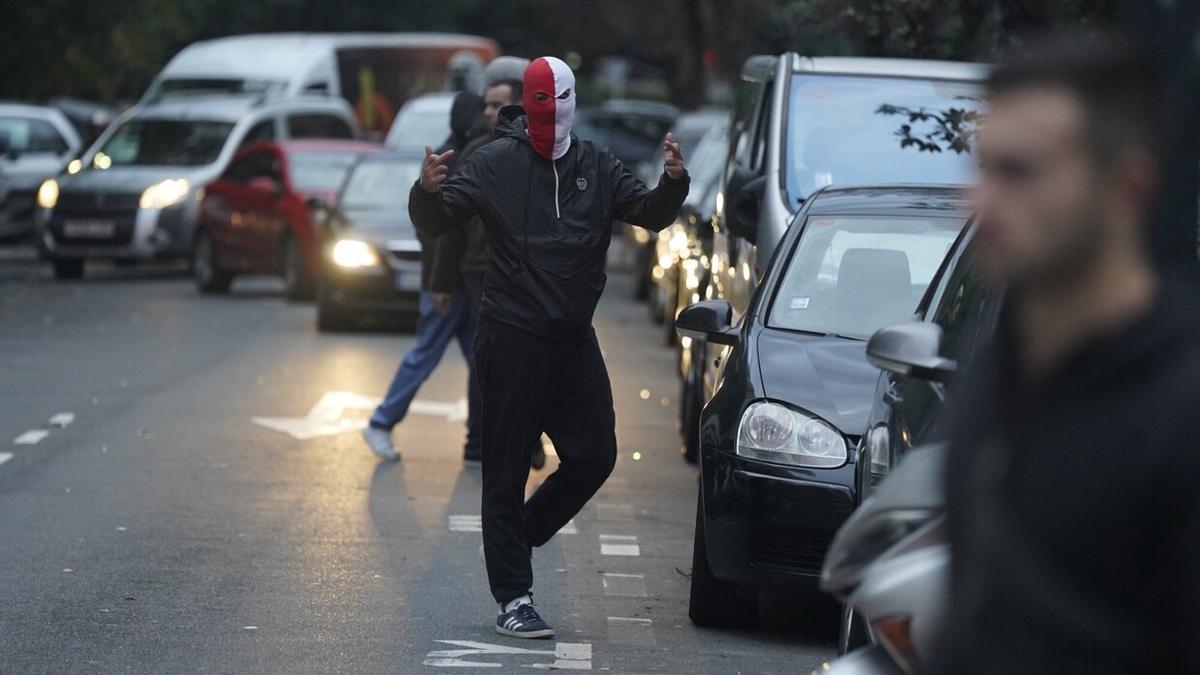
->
<box><xmin>13</xmin><ymin>430</ymin><xmax>49</xmax><ymax>445</ymax></box>
<box><xmin>601</xmin><ymin>572</ymin><xmax>646</xmax><ymax>597</ymax></box>
<box><xmin>606</xmin><ymin>616</ymin><xmax>655</xmax><ymax>647</ymax></box>
<box><xmin>599</xmin><ymin>534</ymin><xmax>640</xmax><ymax>556</ymax></box>
<box><xmin>48</xmin><ymin>412</ymin><xmax>75</xmax><ymax>428</ymax></box>
<box><xmin>450</xmin><ymin>515</ymin><xmax>577</xmax><ymax>535</ymax></box>
<box><xmin>0</xmin><ymin>452</ymin><xmax>12</xmax><ymax>467</ymax></box>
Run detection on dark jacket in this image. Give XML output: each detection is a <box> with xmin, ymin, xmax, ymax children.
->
<box><xmin>417</xmin><ymin>92</ymin><xmax>483</xmax><ymax>291</ymax></box>
<box><xmin>932</xmin><ymin>276</ymin><xmax>1200</xmax><ymax>675</ymax></box>
<box><xmin>410</xmin><ymin>107</ymin><xmax>689</xmax><ymax>342</ymax></box>
<box><xmin>429</xmin><ymin>131</ymin><xmax>493</xmax><ymax>292</ymax></box>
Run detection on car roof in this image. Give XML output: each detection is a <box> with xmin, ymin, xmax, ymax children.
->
<box><xmin>274</xmin><ymin>139</ymin><xmax>383</xmax><ymax>153</ymax></box>
<box><xmin>400</xmin><ymin>92</ymin><xmax>457</xmax><ymax>112</ymax></box>
<box><xmin>355</xmin><ymin>150</ymin><xmax>426</xmax><ymax>163</ymax></box>
<box><xmin>0</xmin><ymin>102</ymin><xmax>69</xmax><ymax>120</ymax></box>
<box><xmin>803</xmin><ymin>185</ymin><xmax>972</xmax><ymax>217</ymax></box>
<box><xmin>793</xmin><ymin>56</ymin><xmax>988</xmax><ymax>82</ymax></box>
<box><xmin>123</xmin><ymin>95</ymin><xmax>351</xmax><ymax>122</ymax></box>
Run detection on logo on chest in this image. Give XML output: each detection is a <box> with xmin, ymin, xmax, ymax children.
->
<box><xmin>575</xmin><ymin>177</ymin><xmax>588</xmax><ymax>191</ymax></box>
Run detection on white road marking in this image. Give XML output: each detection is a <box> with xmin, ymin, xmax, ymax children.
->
<box><xmin>601</xmin><ymin>572</ymin><xmax>647</xmax><ymax>597</ymax></box>
<box><xmin>13</xmin><ymin>430</ymin><xmax>49</xmax><ymax>445</ymax></box>
<box><xmin>0</xmin><ymin>453</ymin><xmax>12</xmax><ymax>467</ymax></box>
<box><xmin>606</xmin><ymin>617</ymin><xmax>655</xmax><ymax>647</ymax></box>
<box><xmin>424</xmin><ymin>640</ymin><xmax>591</xmax><ymax>670</ymax></box>
<box><xmin>48</xmin><ymin>412</ymin><xmax>75</xmax><ymax>428</ymax></box>
<box><xmin>450</xmin><ymin>515</ymin><xmax>576</xmax><ymax>535</ymax></box>
<box><xmin>252</xmin><ymin>391</ymin><xmax>468</xmax><ymax>440</ymax></box>
<box><xmin>599</xmin><ymin>534</ymin><xmax>640</xmax><ymax>556</ymax></box>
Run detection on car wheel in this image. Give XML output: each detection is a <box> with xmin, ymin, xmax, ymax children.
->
<box><xmin>663</xmin><ymin>273</ymin><xmax>680</xmax><ymax>347</ymax></box>
<box><xmin>51</xmin><ymin>258</ymin><xmax>84</xmax><ymax>280</ymax></box>
<box><xmin>681</xmin><ymin>352</ymin><xmax>702</xmax><ymax>463</ymax></box>
<box><xmin>192</xmin><ymin>229</ymin><xmax>232</xmax><ymax>294</ymax></box>
<box><xmin>688</xmin><ymin>489</ymin><xmax>758</xmax><ymax>628</ymax></box>
<box><xmin>838</xmin><ymin>604</ymin><xmax>872</xmax><ymax>655</ymax></box>
<box><xmin>283</xmin><ymin>234</ymin><xmax>314</xmax><ymax>301</ymax></box>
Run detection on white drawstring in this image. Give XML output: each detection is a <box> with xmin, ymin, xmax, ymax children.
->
<box><xmin>552</xmin><ymin>160</ymin><xmax>561</xmax><ymax>219</ymax></box>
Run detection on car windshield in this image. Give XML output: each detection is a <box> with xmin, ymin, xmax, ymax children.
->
<box><xmin>94</xmin><ymin>118</ymin><xmax>233</xmax><ymax>167</ymax></box>
<box><xmin>785</xmin><ymin>74</ymin><xmax>981</xmax><ymax>205</ymax></box>
<box><xmin>288</xmin><ymin>151</ymin><xmax>367</xmax><ymax>193</ymax></box>
<box><xmin>769</xmin><ymin>214</ymin><xmax>962</xmax><ymax>339</ymax></box>
<box><xmin>386</xmin><ymin>107</ymin><xmax>450</xmax><ymax>152</ymax></box>
<box><xmin>340</xmin><ymin>158</ymin><xmax>422</xmax><ymax>211</ymax></box>
<box><xmin>0</xmin><ymin>116</ymin><xmax>69</xmax><ymax>155</ymax></box>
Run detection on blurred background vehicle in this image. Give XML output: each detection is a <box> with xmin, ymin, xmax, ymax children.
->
<box><xmin>141</xmin><ymin>33</ymin><xmax>499</xmax><ymax>140</ymax></box>
<box><xmin>45</xmin><ymin>97</ymin><xmax>116</xmax><ymax>147</ymax></box>
<box><xmin>0</xmin><ymin>103</ymin><xmax>83</xmax><ymax>240</ymax></box>
<box><xmin>315</xmin><ymin>150</ymin><xmax>426</xmax><ymax>331</ymax></box>
<box><xmin>193</xmin><ymin>139</ymin><xmax>381</xmax><ymax>298</ymax></box>
<box><xmin>384</xmin><ymin>92</ymin><xmax>455</xmax><ymax>153</ymax></box>
<box><xmin>675</xmin><ymin>185</ymin><xmax>969</xmax><ymax>629</ymax></box>
<box><xmin>35</xmin><ymin>94</ymin><xmax>359</xmax><ymax>279</ymax></box>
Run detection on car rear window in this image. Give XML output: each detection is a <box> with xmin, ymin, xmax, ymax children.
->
<box><xmin>769</xmin><ymin>214</ymin><xmax>962</xmax><ymax>339</ymax></box>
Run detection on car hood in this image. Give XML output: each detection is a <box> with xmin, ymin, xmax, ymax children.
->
<box><xmin>59</xmin><ymin>166</ymin><xmax>214</xmax><ymax>194</ymax></box>
<box><xmin>339</xmin><ymin>208</ymin><xmax>418</xmax><ymax>245</ymax></box>
<box><xmin>755</xmin><ymin>328</ymin><xmax>880</xmax><ymax>436</ymax></box>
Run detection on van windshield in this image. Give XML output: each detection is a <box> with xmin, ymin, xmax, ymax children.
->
<box><xmin>93</xmin><ymin>119</ymin><xmax>234</xmax><ymax>168</ymax></box>
<box><xmin>157</xmin><ymin>78</ymin><xmax>288</xmax><ymax>98</ymax></box>
<box><xmin>785</xmin><ymin>74</ymin><xmax>981</xmax><ymax>205</ymax></box>
<box><xmin>769</xmin><ymin>214</ymin><xmax>962</xmax><ymax>339</ymax></box>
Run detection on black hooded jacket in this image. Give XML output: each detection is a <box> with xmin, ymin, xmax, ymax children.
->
<box><xmin>417</xmin><ymin>92</ymin><xmax>483</xmax><ymax>290</ymax></box>
<box><xmin>410</xmin><ymin>107</ymin><xmax>689</xmax><ymax>342</ymax></box>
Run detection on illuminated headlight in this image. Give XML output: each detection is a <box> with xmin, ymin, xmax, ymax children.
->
<box><xmin>139</xmin><ymin>178</ymin><xmax>190</xmax><ymax>209</ymax></box>
<box><xmin>331</xmin><ymin>239</ymin><xmax>380</xmax><ymax>269</ymax></box>
<box><xmin>736</xmin><ymin>401</ymin><xmax>847</xmax><ymax>468</ymax></box>
<box><xmin>36</xmin><ymin>179</ymin><xmax>59</xmax><ymax>209</ymax></box>
<box><xmin>66</xmin><ymin>159</ymin><xmax>82</xmax><ymax>175</ymax></box>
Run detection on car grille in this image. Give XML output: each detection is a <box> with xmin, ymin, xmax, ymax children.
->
<box><xmin>750</xmin><ymin>491</ymin><xmax>854</xmax><ymax>575</ymax></box>
<box><xmin>56</xmin><ymin>191</ymin><xmax>141</xmax><ymax>214</ymax></box>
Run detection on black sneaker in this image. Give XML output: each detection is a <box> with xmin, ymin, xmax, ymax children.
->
<box><xmin>495</xmin><ymin>603</ymin><xmax>554</xmax><ymax>639</ymax></box>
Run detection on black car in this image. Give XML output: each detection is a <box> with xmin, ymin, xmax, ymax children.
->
<box><xmin>675</xmin><ymin>185</ymin><xmax>970</xmax><ymax>627</ymax></box>
<box><xmin>857</xmin><ymin>223</ymin><xmax>1001</xmax><ymax>502</ymax></box>
<box><xmin>316</xmin><ymin>151</ymin><xmax>424</xmax><ymax>331</ymax></box>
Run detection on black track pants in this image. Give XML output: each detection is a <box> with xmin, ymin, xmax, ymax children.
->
<box><xmin>474</xmin><ymin>318</ymin><xmax>617</xmax><ymax>604</ymax></box>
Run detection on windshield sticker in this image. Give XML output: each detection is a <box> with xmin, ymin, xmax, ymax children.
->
<box><xmin>789</xmin><ymin>296</ymin><xmax>810</xmax><ymax>310</ymax></box>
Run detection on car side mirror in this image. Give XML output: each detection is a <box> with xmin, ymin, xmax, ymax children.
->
<box><xmin>866</xmin><ymin>321</ymin><xmax>957</xmax><ymax>383</ymax></box>
<box><xmin>676</xmin><ymin>299</ymin><xmax>738</xmax><ymax>346</ymax></box>
<box><xmin>725</xmin><ymin>169</ymin><xmax>765</xmax><ymax>244</ymax></box>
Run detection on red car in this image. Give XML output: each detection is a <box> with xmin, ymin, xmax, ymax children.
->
<box><xmin>193</xmin><ymin>140</ymin><xmax>382</xmax><ymax>298</ymax></box>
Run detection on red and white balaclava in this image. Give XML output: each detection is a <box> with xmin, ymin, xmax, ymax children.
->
<box><xmin>523</xmin><ymin>56</ymin><xmax>575</xmax><ymax>160</ymax></box>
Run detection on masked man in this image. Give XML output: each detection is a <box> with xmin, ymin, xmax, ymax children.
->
<box><xmin>410</xmin><ymin>56</ymin><xmax>688</xmax><ymax>638</ymax></box>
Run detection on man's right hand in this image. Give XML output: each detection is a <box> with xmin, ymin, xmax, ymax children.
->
<box><xmin>420</xmin><ymin>145</ymin><xmax>455</xmax><ymax>193</ymax></box>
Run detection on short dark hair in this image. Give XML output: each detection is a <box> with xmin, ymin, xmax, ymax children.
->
<box><xmin>986</xmin><ymin>34</ymin><xmax>1163</xmax><ymax>165</ymax></box>
<box><xmin>488</xmin><ymin>79</ymin><xmax>523</xmax><ymax>104</ymax></box>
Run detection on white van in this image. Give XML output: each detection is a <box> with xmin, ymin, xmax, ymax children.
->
<box><xmin>143</xmin><ymin>33</ymin><xmax>499</xmax><ymax>139</ymax></box>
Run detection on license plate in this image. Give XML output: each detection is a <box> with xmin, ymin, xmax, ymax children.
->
<box><xmin>394</xmin><ymin>271</ymin><xmax>420</xmax><ymax>291</ymax></box>
<box><xmin>63</xmin><ymin>219</ymin><xmax>116</xmax><ymax>238</ymax></box>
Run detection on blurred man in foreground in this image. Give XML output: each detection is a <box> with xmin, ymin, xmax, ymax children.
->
<box><xmin>411</xmin><ymin>56</ymin><xmax>688</xmax><ymax>638</ymax></box>
<box><xmin>933</xmin><ymin>37</ymin><xmax>1199</xmax><ymax>673</ymax></box>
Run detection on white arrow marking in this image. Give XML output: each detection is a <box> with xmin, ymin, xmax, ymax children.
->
<box><xmin>252</xmin><ymin>391</ymin><xmax>469</xmax><ymax>440</ymax></box>
<box><xmin>13</xmin><ymin>430</ymin><xmax>49</xmax><ymax>445</ymax></box>
<box><xmin>0</xmin><ymin>452</ymin><xmax>12</xmax><ymax>467</ymax></box>
<box><xmin>48</xmin><ymin>412</ymin><xmax>75</xmax><ymax>428</ymax></box>
<box><xmin>423</xmin><ymin>640</ymin><xmax>591</xmax><ymax>670</ymax></box>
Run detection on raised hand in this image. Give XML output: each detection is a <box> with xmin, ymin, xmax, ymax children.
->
<box><xmin>420</xmin><ymin>145</ymin><xmax>456</xmax><ymax>193</ymax></box>
<box><xmin>663</xmin><ymin>132</ymin><xmax>685</xmax><ymax>180</ymax></box>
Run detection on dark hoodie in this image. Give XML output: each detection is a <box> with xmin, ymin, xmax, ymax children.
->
<box><xmin>417</xmin><ymin>92</ymin><xmax>482</xmax><ymax>290</ymax></box>
<box><xmin>410</xmin><ymin>106</ymin><xmax>689</xmax><ymax>342</ymax></box>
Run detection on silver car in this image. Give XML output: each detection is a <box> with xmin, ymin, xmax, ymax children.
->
<box><xmin>34</xmin><ymin>95</ymin><xmax>359</xmax><ymax>279</ymax></box>
<box><xmin>0</xmin><ymin>104</ymin><xmax>82</xmax><ymax>239</ymax></box>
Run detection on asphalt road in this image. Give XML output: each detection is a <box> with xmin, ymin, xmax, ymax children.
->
<box><xmin>0</xmin><ymin>250</ymin><xmax>835</xmax><ymax>674</ymax></box>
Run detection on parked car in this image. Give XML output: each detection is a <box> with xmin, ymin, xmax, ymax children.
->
<box><xmin>675</xmin><ymin>185</ymin><xmax>970</xmax><ymax>628</ymax></box>
<box><xmin>643</xmin><ymin>109</ymin><xmax>728</xmax><ymax>320</ymax></box>
<box><xmin>573</xmin><ymin>99</ymin><xmax>679</xmax><ymax>167</ymax></box>
<box><xmin>314</xmin><ymin>151</ymin><xmax>426</xmax><ymax>331</ymax></box>
<box><xmin>683</xmin><ymin>55</ymin><xmax>986</xmax><ymax>461</ymax></box>
<box><xmin>141</xmin><ymin>33</ymin><xmax>498</xmax><ymax>139</ymax></box>
<box><xmin>384</xmin><ymin>92</ymin><xmax>455</xmax><ymax>153</ymax></box>
<box><xmin>856</xmin><ymin>224</ymin><xmax>1001</xmax><ymax>504</ymax></box>
<box><xmin>35</xmin><ymin>94</ymin><xmax>360</xmax><ymax>279</ymax></box>
<box><xmin>0</xmin><ymin>103</ymin><xmax>83</xmax><ymax>239</ymax></box>
<box><xmin>192</xmin><ymin>139</ymin><xmax>381</xmax><ymax>298</ymax></box>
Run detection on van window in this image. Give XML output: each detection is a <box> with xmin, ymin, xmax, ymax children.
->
<box><xmin>287</xmin><ymin>114</ymin><xmax>354</xmax><ymax>140</ymax></box>
<box><xmin>240</xmin><ymin>120</ymin><xmax>277</xmax><ymax>148</ymax></box>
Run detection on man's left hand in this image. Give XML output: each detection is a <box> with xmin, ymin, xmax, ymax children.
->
<box><xmin>664</xmin><ymin>132</ymin><xmax>685</xmax><ymax>180</ymax></box>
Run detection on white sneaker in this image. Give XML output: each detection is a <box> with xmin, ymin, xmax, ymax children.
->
<box><xmin>361</xmin><ymin>426</ymin><xmax>399</xmax><ymax>461</ymax></box>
